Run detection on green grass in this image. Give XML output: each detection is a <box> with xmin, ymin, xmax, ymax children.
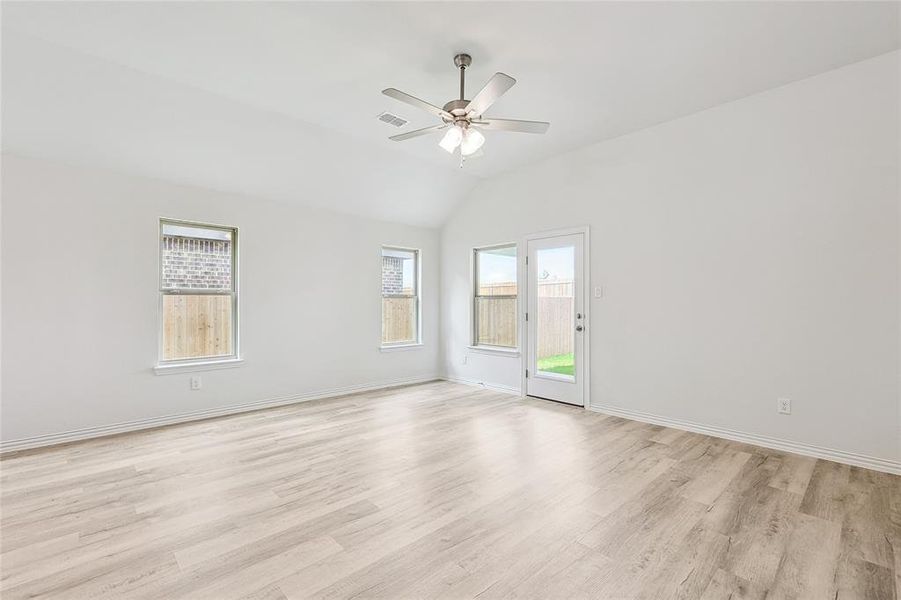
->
<box><xmin>537</xmin><ymin>353</ymin><xmax>574</xmax><ymax>376</ymax></box>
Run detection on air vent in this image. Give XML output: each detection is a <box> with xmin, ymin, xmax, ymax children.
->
<box><xmin>377</xmin><ymin>112</ymin><xmax>408</xmax><ymax>128</ymax></box>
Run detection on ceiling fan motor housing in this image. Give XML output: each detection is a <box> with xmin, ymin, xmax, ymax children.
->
<box><xmin>442</xmin><ymin>99</ymin><xmax>471</xmax><ymax>122</ymax></box>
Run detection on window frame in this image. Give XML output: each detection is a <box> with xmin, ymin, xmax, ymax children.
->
<box><xmin>380</xmin><ymin>245</ymin><xmax>421</xmax><ymax>348</ymax></box>
<box><xmin>472</xmin><ymin>243</ymin><xmax>519</xmax><ymax>351</ymax></box>
<box><xmin>156</xmin><ymin>218</ymin><xmax>240</xmax><ymax>369</ymax></box>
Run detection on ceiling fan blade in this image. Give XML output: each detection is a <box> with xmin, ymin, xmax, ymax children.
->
<box><xmin>465</xmin><ymin>73</ymin><xmax>516</xmax><ymax>117</ymax></box>
<box><xmin>471</xmin><ymin>118</ymin><xmax>550</xmax><ymax>134</ymax></box>
<box><xmin>382</xmin><ymin>88</ymin><xmax>453</xmax><ymax>120</ymax></box>
<box><xmin>388</xmin><ymin>124</ymin><xmax>448</xmax><ymax>142</ymax></box>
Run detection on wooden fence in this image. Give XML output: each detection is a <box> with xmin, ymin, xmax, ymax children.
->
<box><xmin>478</xmin><ymin>282</ymin><xmax>518</xmax><ymax>296</ymax></box>
<box><xmin>161</xmin><ymin>295</ymin><xmax>233</xmax><ymax>360</ymax></box>
<box><xmin>536</xmin><ymin>280</ymin><xmax>574</xmax><ymax>356</ymax></box>
<box><xmin>479</xmin><ymin>281</ymin><xmax>572</xmax><ymax>297</ymax></box>
<box><xmin>162</xmin><ymin>285</ymin><xmax>570</xmax><ymax>359</ymax></box>
<box><xmin>475</xmin><ymin>280</ymin><xmax>573</xmax><ymax>356</ymax></box>
<box><xmin>536</xmin><ymin>281</ymin><xmax>573</xmax><ymax>298</ymax></box>
<box><xmin>382</xmin><ymin>297</ymin><xmax>416</xmax><ymax>344</ymax></box>
<box><xmin>475</xmin><ymin>297</ymin><xmax>517</xmax><ymax>347</ymax></box>
<box><xmin>535</xmin><ymin>297</ymin><xmax>573</xmax><ymax>357</ymax></box>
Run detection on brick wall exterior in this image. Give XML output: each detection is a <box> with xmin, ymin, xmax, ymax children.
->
<box><xmin>162</xmin><ymin>235</ymin><xmax>232</xmax><ymax>289</ymax></box>
<box><xmin>381</xmin><ymin>256</ymin><xmax>404</xmax><ymax>295</ymax></box>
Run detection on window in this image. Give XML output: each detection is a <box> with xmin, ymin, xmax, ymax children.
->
<box><xmin>159</xmin><ymin>219</ymin><xmax>238</xmax><ymax>364</ymax></box>
<box><xmin>381</xmin><ymin>247</ymin><xmax>420</xmax><ymax>346</ymax></box>
<box><xmin>473</xmin><ymin>244</ymin><xmax>517</xmax><ymax>348</ymax></box>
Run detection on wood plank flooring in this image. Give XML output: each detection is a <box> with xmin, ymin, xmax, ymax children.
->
<box><xmin>1</xmin><ymin>381</ymin><xmax>898</xmax><ymax>599</ymax></box>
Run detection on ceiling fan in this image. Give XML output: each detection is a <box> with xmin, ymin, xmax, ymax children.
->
<box><xmin>382</xmin><ymin>54</ymin><xmax>550</xmax><ymax>164</ymax></box>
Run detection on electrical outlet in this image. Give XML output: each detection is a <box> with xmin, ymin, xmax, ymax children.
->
<box><xmin>777</xmin><ymin>397</ymin><xmax>791</xmax><ymax>414</ymax></box>
<box><xmin>191</xmin><ymin>376</ymin><xmax>202</xmax><ymax>390</ymax></box>
<box><xmin>594</xmin><ymin>286</ymin><xmax>604</xmax><ymax>298</ymax></box>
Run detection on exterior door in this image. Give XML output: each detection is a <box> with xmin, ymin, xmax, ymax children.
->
<box><xmin>526</xmin><ymin>233</ymin><xmax>585</xmax><ymax>406</ymax></box>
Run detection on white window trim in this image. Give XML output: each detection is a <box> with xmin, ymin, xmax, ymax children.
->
<box><xmin>380</xmin><ymin>245</ymin><xmax>422</xmax><ymax>348</ymax></box>
<box><xmin>156</xmin><ymin>218</ymin><xmax>241</xmax><ymax>372</ymax></box>
<box><xmin>154</xmin><ymin>358</ymin><xmax>244</xmax><ymax>375</ymax></box>
<box><xmin>471</xmin><ymin>242</ymin><xmax>519</xmax><ymax>351</ymax></box>
<box><xmin>467</xmin><ymin>345</ymin><xmax>520</xmax><ymax>357</ymax></box>
<box><xmin>380</xmin><ymin>343</ymin><xmax>424</xmax><ymax>353</ymax></box>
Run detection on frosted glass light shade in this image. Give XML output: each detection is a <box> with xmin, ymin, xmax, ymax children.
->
<box><xmin>460</xmin><ymin>128</ymin><xmax>486</xmax><ymax>156</ymax></box>
<box><xmin>439</xmin><ymin>126</ymin><xmax>464</xmax><ymax>153</ymax></box>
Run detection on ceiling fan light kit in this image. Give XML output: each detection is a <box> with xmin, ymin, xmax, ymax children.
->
<box><xmin>382</xmin><ymin>53</ymin><xmax>550</xmax><ymax>166</ymax></box>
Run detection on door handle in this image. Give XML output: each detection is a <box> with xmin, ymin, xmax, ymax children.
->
<box><xmin>575</xmin><ymin>325</ymin><xmax>584</xmax><ymax>332</ymax></box>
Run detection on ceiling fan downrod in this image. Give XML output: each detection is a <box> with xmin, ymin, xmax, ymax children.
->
<box><xmin>454</xmin><ymin>53</ymin><xmax>471</xmax><ymax>101</ymax></box>
<box><xmin>440</xmin><ymin>54</ymin><xmax>473</xmax><ymax>125</ymax></box>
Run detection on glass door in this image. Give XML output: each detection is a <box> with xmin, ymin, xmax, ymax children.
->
<box><xmin>526</xmin><ymin>233</ymin><xmax>585</xmax><ymax>406</ymax></box>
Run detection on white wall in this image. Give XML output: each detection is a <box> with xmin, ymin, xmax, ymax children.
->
<box><xmin>1</xmin><ymin>155</ymin><xmax>441</xmax><ymax>446</ymax></box>
<box><xmin>2</xmin><ymin>52</ymin><xmax>898</xmax><ymax>468</ymax></box>
<box><xmin>442</xmin><ymin>52</ymin><xmax>900</xmax><ymax>464</ymax></box>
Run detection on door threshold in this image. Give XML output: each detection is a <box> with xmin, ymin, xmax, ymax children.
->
<box><xmin>525</xmin><ymin>394</ymin><xmax>584</xmax><ymax>408</ymax></box>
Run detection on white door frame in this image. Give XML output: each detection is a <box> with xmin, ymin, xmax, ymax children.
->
<box><xmin>520</xmin><ymin>226</ymin><xmax>591</xmax><ymax>407</ymax></box>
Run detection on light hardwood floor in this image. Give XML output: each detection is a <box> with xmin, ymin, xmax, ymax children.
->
<box><xmin>1</xmin><ymin>381</ymin><xmax>898</xmax><ymax>599</ymax></box>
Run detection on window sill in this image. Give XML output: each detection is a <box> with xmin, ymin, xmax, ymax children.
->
<box><xmin>154</xmin><ymin>358</ymin><xmax>244</xmax><ymax>375</ymax></box>
<box><xmin>467</xmin><ymin>345</ymin><xmax>520</xmax><ymax>357</ymax></box>
<box><xmin>380</xmin><ymin>343</ymin><xmax>424</xmax><ymax>353</ymax></box>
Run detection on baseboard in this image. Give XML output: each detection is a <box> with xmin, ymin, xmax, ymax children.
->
<box><xmin>441</xmin><ymin>376</ymin><xmax>522</xmax><ymax>396</ymax></box>
<box><xmin>8</xmin><ymin>379</ymin><xmax>894</xmax><ymax>475</ymax></box>
<box><xmin>588</xmin><ymin>403</ymin><xmax>900</xmax><ymax>476</ymax></box>
<box><xmin>0</xmin><ymin>375</ymin><xmax>441</xmax><ymax>454</ymax></box>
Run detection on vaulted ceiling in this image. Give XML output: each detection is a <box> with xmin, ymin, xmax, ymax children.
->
<box><xmin>3</xmin><ymin>1</ymin><xmax>898</xmax><ymax>226</ymax></box>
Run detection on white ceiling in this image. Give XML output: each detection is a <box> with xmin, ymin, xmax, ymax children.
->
<box><xmin>3</xmin><ymin>1</ymin><xmax>899</xmax><ymax>226</ymax></box>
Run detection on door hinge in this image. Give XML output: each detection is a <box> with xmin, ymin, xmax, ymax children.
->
<box><xmin>525</xmin><ymin>369</ymin><xmax>529</xmax><ymax>378</ymax></box>
<box><xmin>525</xmin><ymin>312</ymin><xmax>528</xmax><ymax>322</ymax></box>
<box><xmin>525</xmin><ymin>256</ymin><xmax>529</xmax><ymax>265</ymax></box>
